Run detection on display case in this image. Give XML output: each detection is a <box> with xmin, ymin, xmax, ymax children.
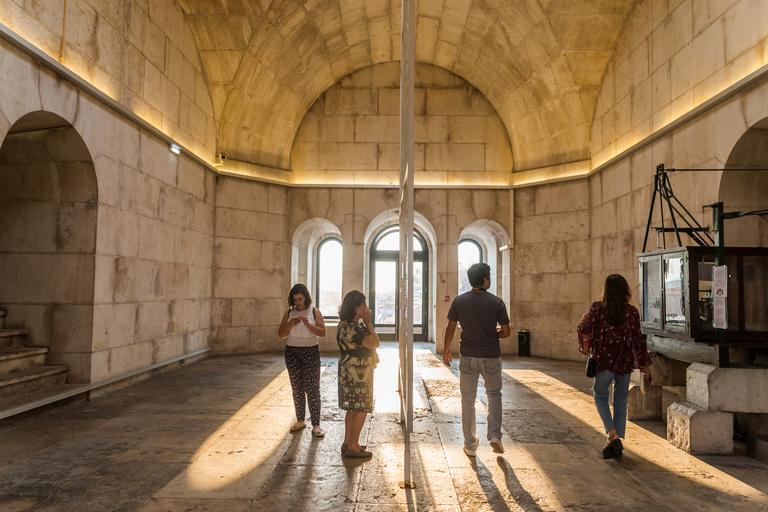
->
<box><xmin>638</xmin><ymin>246</ymin><xmax>768</xmax><ymax>346</ymax></box>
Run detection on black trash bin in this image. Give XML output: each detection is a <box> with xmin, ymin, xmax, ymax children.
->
<box><xmin>518</xmin><ymin>330</ymin><xmax>530</xmax><ymax>356</ymax></box>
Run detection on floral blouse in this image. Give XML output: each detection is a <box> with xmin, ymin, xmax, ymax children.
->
<box><xmin>577</xmin><ymin>301</ymin><xmax>651</xmax><ymax>376</ymax></box>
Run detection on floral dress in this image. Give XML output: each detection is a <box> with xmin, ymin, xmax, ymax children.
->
<box><xmin>337</xmin><ymin>319</ymin><xmax>376</xmax><ymax>412</ymax></box>
<box><xmin>577</xmin><ymin>302</ymin><xmax>652</xmax><ymax>376</ymax></box>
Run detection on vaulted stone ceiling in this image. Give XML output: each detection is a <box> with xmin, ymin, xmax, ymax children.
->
<box><xmin>177</xmin><ymin>0</ymin><xmax>637</xmax><ymax>172</ymax></box>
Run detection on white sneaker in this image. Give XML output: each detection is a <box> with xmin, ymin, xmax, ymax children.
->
<box><xmin>463</xmin><ymin>446</ymin><xmax>476</xmax><ymax>457</ymax></box>
<box><xmin>490</xmin><ymin>437</ymin><xmax>504</xmax><ymax>453</ymax></box>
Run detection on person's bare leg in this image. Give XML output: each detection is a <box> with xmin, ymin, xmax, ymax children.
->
<box><xmin>344</xmin><ymin>410</ymin><xmax>354</xmax><ymax>446</ymax></box>
<box><xmin>347</xmin><ymin>412</ymin><xmax>368</xmax><ymax>452</ymax></box>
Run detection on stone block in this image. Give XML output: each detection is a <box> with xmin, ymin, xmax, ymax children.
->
<box><xmin>110</xmin><ymin>341</ymin><xmax>154</xmax><ymax>376</ymax></box>
<box><xmin>139</xmin><ymin>131</ymin><xmax>178</xmax><ymax>186</ymax></box>
<box><xmin>214</xmin><ymin>238</ymin><xmax>261</xmax><ymax>270</ymax></box>
<box><xmin>153</xmin><ymin>334</ymin><xmax>185</xmax><ymax>362</ymax></box>
<box><xmin>51</xmin><ymin>304</ymin><xmax>94</xmax><ymax>353</ymax></box>
<box><xmin>137</xmin><ymin>301</ymin><xmax>170</xmax><ymax>342</ymax></box>
<box><xmin>0</xmin><ymin>201</ymin><xmax>57</xmax><ymax>252</ymax></box>
<box><xmin>667</xmin><ymin>401</ymin><xmax>733</xmax><ymax>454</ymax></box>
<box><xmin>215</xmin><ymin>208</ymin><xmax>287</xmax><ymax>242</ymax></box>
<box><xmin>171</xmin><ymin>300</ymin><xmax>201</xmax><ymax>333</ymax></box>
<box><xmin>92</xmin><ymin>303</ymin><xmax>136</xmax><ymax>351</ymax></box>
<box><xmin>687</xmin><ymin>363</ymin><xmax>768</xmax><ymax>413</ymax></box>
<box><xmin>185</xmin><ymin>329</ymin><xmax>210</xmax><ymax>352</ymax></box>
<box><xmin>628</xmin><ymin>383</ymin><xmax>663</xmax><ymax>421</ymax></box>
<box><xmin>97</xmin><ymin>205</ymin><xmax>140</xmax><ymax>257</ymax></box>
<box><xmin>58</xmin><ymin>202</ymin><xmax>98</xmax><ymax>253</ymax></box>
<box><xmin>318</xmin><ymin>142</ymin><xmax>378</xmax><ymax>170</ymax></box>
<box><xmin>216</xmin><ymin>177</ymin><xmax>269</xmax><ymax>211</ymax></box>
<box><xmin>159</xmin><ymin>185</ymin><xmax>194</xmax><ymax>228</ymax></box>
<box><xmin>425</xmin><ymin>144</ymin><xmax>484</xmax><ymax>171</ymax></box>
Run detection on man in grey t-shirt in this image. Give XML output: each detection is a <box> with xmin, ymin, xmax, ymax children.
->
<box><xmin>443</xmin><ymin>263</ymin><xmax>510</xmax><ymax>457</ymax></box>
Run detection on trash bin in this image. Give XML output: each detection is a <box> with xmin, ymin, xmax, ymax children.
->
<box><xmin>518</xmin><ymin>330</ymin><xmax>530</xmax><ymax>356</ymax></box>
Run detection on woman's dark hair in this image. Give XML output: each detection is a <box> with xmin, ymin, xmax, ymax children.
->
<box><xmin>467</xmin><ymin>263</ymin><xmax>491</xmax><ymax>287</ymax></box>
<box><xmin>288</xmin><ymin>283</ymin><xmax>312</xmax><ymax>309</ymax></box>
<box><xmin>338</xmin><ymin>290</ymin><xmax>366</xmax><ymax>321</ymax></box>
<box><xmin>601</xmin><ymin>274</ymin><xmax>631</xmax><ymax>326</ymax></box>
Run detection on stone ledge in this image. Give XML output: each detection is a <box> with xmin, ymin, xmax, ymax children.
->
<box><xmin>687</xmin><ymin>363</ymin><xmax>768</xmax><ymax>413</ymax></box>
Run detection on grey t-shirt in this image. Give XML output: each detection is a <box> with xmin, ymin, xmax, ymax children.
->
<box><xmin>447</xmin><ymin>289</ymin><xmax>510</xmax><ymax>358</ymax></box>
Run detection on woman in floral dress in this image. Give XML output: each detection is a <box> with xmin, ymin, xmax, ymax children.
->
<box><xmin>336</xmin><ymin>290</ymin><xmax>380</xmax><ymax>458</ymax></box>
<box><xmin>578</xmin><ymin>274</ymin><xmax>652</xmax><ymax>459</ymax></box>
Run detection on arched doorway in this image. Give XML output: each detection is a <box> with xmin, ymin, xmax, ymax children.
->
<box><xmin>0</xmin><ymin>111</ymin><xmax>97</xmax><ymax>383</ymax></box>
<box><xmin>720</xmin><ymin>117</ymin><xmax>768</xmax><ymax>248</ymax></box>
<box><xmin>369</xmin><ymin>226</ymin><xmax>429</xmax><ymax>341</ymax></box>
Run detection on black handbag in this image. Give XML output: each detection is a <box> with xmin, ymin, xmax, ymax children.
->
<box><xmin>585</xmin><ymin>314</ymin><xmax>599</xmax><ymax>378</ymax></box>
<box><xmin>585</xmin><ymin>355</ymin><xmax>596</xmax><ymax>377</ymax></box>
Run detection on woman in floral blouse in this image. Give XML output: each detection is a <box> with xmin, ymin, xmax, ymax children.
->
<box><xmin>578</xmin><ymin>274</ymin><xmax>652</xmax><ymax>459</ymax></box>
<box><xmin>336</xmin><ymin>290</ymin><xmax>380</xmax><ymax>458</ymax></box>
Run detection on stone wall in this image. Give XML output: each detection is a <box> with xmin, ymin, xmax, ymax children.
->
<box><xmin>591</xmin><ymin>0</ymin><xmax>768</xmax><ymax>167</ymax></box>
<box><xmin>0</xmin><ymin>39</ymin><xmax>215</xmax><ymax>383</ymax></box>
<box><xmin>0</xmin><ymin>0</ymin><xmax>216</xmax><ymax>161</ymax></box>
<box><xmin>286</xmin><ymin>187</ymin><xmax>511</xmax><ymax>352</ymax></box>
<box><xmin>512</xmin><ymin>181</ymin><xmax>591</xmax><ymax>360</ymax></box>
<box><xmin>292</xmin><ymin>62</ymin><xmax>513</xmax><ymax>186</ymax></box>
<box><xmin>0</xmin><ymin>123</ymin><xmax>97</xmax><ymax>382</ymax></box>
<box><xmin>211</xmin><ymin>177</ymin><xmax>291</xmax><ymax>354</ymax></box>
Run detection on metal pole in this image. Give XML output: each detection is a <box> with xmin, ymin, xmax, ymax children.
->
<box><xmin>398</xmin><ymin>0</ymin><xmax>415</xmax><ymax>490</ymax></box>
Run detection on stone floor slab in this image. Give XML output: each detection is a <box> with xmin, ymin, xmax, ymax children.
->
<box><xmin>0</xmin><ymin>346</ymin><xmax>766</xmax><ymax>511</ymax></box>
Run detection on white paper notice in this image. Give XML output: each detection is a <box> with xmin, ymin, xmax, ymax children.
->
<box><xmin>712</xmin><ymin>265</ymin><xmax>728</xmax><ymax>329</ymax></box>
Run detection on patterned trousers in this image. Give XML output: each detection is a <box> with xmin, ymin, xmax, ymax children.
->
<box><xmin>284</xmin><ymin>345</ymin><xmax>322</xmax><ymax>426</ymax></box>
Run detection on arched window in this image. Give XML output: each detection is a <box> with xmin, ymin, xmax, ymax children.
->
<box><xmin>458</xmin><ymin>239</ymin><xmax>483</xmax><ymax>295</ymax></box>
<box><xmin>369</xmin><ymin>226</ymin><xmax>429</xmax><ymax>341</ymax></box>
<box><xmin>316</xmin><ymin>238</ymin><xmax>343</xmax><ymax>318</ymax></box>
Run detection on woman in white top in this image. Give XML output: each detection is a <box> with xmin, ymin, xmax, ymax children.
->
<box><xmin>278</xmin><ymin>284</ymin><xmax>327</xmax><ymax>437</ymax></box>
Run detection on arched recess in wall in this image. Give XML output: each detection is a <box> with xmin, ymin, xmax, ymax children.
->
<box><xmin>291</xmin><ymin>217</ymin><xmax>342</xmax><ymax>297</ymax></box>
<box><xmin>0</xmin><ymin>111</ymin><xmax>98</xmax><ymax>383</ymax></box>
<box><xmin>363</xmin><ymin>209</ymin><xmax>438</xmax><ymax>342</ymax></box>
<box><xmin>459</xmin><ymin>220</ymin><xmax>511</xmax><ymax>305</ymax></box>
<box><xmin>720</xmin><ymin>117</ymin><xmax>768</xmax><ymax>248</ymax></box>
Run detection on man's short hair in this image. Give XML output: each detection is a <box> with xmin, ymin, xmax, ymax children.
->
<box><xmin>467</xmin><ymin>263</ymin><xmax>491</xmax><ymax>287</ymax></box>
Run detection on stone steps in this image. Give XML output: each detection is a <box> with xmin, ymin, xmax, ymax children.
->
<box><xmin>0</xmin><ymin>329</ymin><xmax>29</xmax><ymax>350</ymax></box>
<box><xmin>0</xmin><ymin>347</ymin><xmax>49</xmax><ymax>373</ymax></box>
<box><xmin>0</xmin><ymin>310</ymin><xmax>71</xmax><ymax>407</ymax></box>
<box><xmin>0</xmin><ymin>365</ymin><xmax>69</xmax><ymax>401</ymax></box>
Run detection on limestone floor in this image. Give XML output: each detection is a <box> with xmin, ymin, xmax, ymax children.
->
<box><xmin>1</xmin><ymin>344</ymin><xmax>767</xmax><ymax>511</ymax></box>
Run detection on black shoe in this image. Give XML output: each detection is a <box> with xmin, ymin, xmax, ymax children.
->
<box><xmin>602</xmin><ymin>437</ymin><xmax>620</xmax><ymax>459</ymax></box>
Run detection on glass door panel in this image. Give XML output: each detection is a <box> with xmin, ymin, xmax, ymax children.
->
<box><xmin>414</xmin><ymin>262</ymin><xmax>423</xmax><ymax>335</ymax></box>
<box><xmin>374</xmin><ymin>260</ymin><xmax>397</xmax><ymax>336</ymax></box>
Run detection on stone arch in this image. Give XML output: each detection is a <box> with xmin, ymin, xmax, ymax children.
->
<box><xmin>720</xmin><ymin>117</ymin><xmax>768</xmax><ymax>247</ymax></box>
<box><xmin>363</xmin><ymin>209</ymin><xmax>438</xmax><ymax>341</ymax></box>
<box><xmin>459</xmin><ymin>220</ymin><xmax>511</xmax><ymax>305</ymax></box>
<box><xmin>290</xmin><ymin>217</ymin><xmax>343</xmax><ymax>295</ymax></box>
<box><xmin>0</xmin><ymin>111</ymin><xmax>98</xmax><ymax>383</ymax></box>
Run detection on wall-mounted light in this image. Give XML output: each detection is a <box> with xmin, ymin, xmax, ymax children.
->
<box><xmin>169</xmin><ymin>143</ymin><xmax>181</xmax><ymax>155</ymax></box>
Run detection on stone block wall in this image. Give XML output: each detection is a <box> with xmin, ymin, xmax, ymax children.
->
<box><xmin>287</xmin><ymin>187</ymin><xmax>511</xmax><ymax>350</ymax></box>
<box><xmin>591</xmin><ymin>0</ymin><xmax>768</xmax><ymax>167</ymax></box>
<box><xmin>292</xmin><ymin>62</ymin><xmax>513</xmax><ymax>187</ymax></box>
<box><xmin>0</xmin><ymin>0</ymin><xmax>216</xmax><ymax>161</ymax></box>
<box><xmin>0</xmin><ymin>125</ymin><xmax>97</xmax><ymax>382</ymax></box>
<box><xmin>512</xmin><ymin>181</ymin><xmax>591</xmax><ymax>360</ymax></box>
<box><xmin>211</xmin><ymin>177</ymin><xmax>291</xmax><ymax>354</ymax></box>
<box><xmin>0</xmin><ymin>38</ymin><xmax>216</xmax><ymax>383</ymax></box>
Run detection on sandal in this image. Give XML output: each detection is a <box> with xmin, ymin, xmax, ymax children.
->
<box><xmin>289</xmin><ymin>421</ymin><xmax>306</xmax><ymax>432</ymax></box>
<box><xmin>312</xmin><ymin>426</ymin><xmax>325</xmax><ymax>437</ymax></box>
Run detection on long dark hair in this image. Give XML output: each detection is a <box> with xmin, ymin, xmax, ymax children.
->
<box><xmin>601</xmin><ymin>274</ymin><xmax>631</xmax><ymax>326</ymax></box>
<box><xmin>338</xmin><ymin>290</ymin><xmax>366</xmax><ymax>321</ymax></box>
<box><xmin>288</xmin><ymin>283</ymin><xmax>312</xmax><ymax>309</ymax></box>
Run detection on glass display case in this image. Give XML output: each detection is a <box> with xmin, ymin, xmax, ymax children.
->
<box><xmin>638</xmin><ymin>246</ymin><xmax>768</xmax><ymax>346</ymax></box>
